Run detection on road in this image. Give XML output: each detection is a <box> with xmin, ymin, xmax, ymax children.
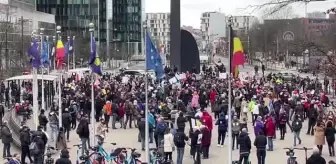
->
<box><xmin>0</xmin><ymin>58</ymin><xmax>333</xmax><ymax>164</ymax></box>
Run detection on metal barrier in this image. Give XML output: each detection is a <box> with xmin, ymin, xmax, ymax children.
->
<box><xmin>7</xmin><ymin>109</ymin><xmax>21</xmax><ymax>147</ymax></box>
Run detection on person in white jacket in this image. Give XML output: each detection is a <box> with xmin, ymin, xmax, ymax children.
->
<box><xmin>163</xmin><ymin>127</ymin><xmax>175</xmax><ymax>162</ymax></box>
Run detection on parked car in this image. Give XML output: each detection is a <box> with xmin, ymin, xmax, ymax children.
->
<box><xmin>298</xmin><ymin>66</ymin><xmax>310</xmax><ymax>73</ymax></box>
<box><xmin>277</xmin><ymin>72</ymin><xmax>295</xmax><ymax>81</ymax></box>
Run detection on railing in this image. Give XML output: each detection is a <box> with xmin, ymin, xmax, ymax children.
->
<box><xmin>8</xmin><ymin>109</ymin><xmax>21</xmax><ymax>147</ymax></box>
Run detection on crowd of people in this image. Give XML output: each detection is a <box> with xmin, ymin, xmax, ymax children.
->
<box><xmin>0</xmin><ymin>61</ymin><xmax>336</xmax><ymax>164</ymax></box>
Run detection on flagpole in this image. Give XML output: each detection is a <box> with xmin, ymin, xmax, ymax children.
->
<box><xmin>89</xmin><ymin>23</ymin><xmax>96</xmax><ymax>146</ymax></box>
<box><xmin>67</xmin><ymin>36</ymin><xmax>70</xmax><ymax>71</ymax></box>
<box><xmin>142</xmin><ymin>23</ymin><xmax>150</xmax><ymax>162</ymax></box>
<box><xmin>46</xmin><ymin>35</ymin><xmax>50</xmax><ymax>75</ymax></box>
<box><xmin>227</xmin><ymin>15</ymin><xmax>233</xmax><ymax>164</ymax></box>
<box><xmin>32</xmin><ymin>30</ymin><xmax>39</xmax><ymax>130</ymax></box>
<box><xmin>73</xmin><ymin>36</ymin><xmax>76</xmax><ymax>69</ymax></box>
<box><xmin>53</xmin><ymin>36</ymin><xmax>56</xmax><ymax>71</ymax></box>
<box><xmin>40</xmin><ymin>28</ymin><xmax>46</xmax><ymax>111</ymax></box>
<box><xmin>56</xmin><ymin>25</ymin><xmax>62</xmax><ymax>127</ymax></box>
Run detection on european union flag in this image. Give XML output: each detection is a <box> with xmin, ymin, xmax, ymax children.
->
<box><xmin>27</xmin><ymin>38</ymin><xmax>41</xmax><ymax>68</ymax></box>
<box><xmin>145</xmin><ymin>32</ymin><xmax>164</xmax><ymax>78</ymax></box>
<box><xmin>65</xmin><ymin>39</ymin><xmax>74</xmax><ymax>56</ymax></box>
<box><xmin>41</xmin><ymin>40</ymin><xmax>49</xmax><ymax>66</ymax></box>
<box><xmin>88</xmin><ymin>35</ymin><xmax>102</xmax><ymax>76</ymax></box>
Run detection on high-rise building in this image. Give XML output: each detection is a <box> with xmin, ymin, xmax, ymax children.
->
<box><xmin>145</xmin><ymin>13</ymin><xmax>170</xmax><ymax>53</ymax></box>
<box><xmin>36</xmin><ymin>0</ymin><xmax>142</xmax><ymax>59</ymax></box>
<box><xmin>200</xmin><ymin>12</ymin><xmax>227</xmax><ymax>43</ymax></box>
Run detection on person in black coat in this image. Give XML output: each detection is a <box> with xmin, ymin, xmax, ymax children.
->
<box><xmin>254</xmin><ymin>131</ymin><xmax>267</xmax><ymax>164</ymax></box>
<box><xmin>307</xmin><ymin>147</ymin><xmax>326</xmax><ymax>164</ymax></box>
<box><xmin>238</xmin><ymin>128</ymin><xmax>251</xmax><ymax>164</ymax></box>
<box><xmin>176</xmin><ymin>112</ymin><xmax>187</xmax><ymax>132</ymax></box>
<box><xmin>325</xmin><ymin>121</ymin><xmax>336</xmax><ymax>156</ymax></box>
<box><xmin>62</xmin><ymin>108</ymin><xmax>72</xmax><ymax>141</ymax></box>
<box><xmin>1</xmin><ymin>121</ymin><xmax>12</xmax><ymax>158</ymax></box>
<box><xmin>38</xmin><ymin>109</ymin><xmax>48</xmax><ymax>131</ymax></box>
<box><xmin>55</xmin><ymin>149</ymin><xmax>72</xmax><ymax>164</ymax></box>
<box><xmin>20</xmin><ymin>126</ymin><xmax>33</xmax><ymax>163</ymax></box>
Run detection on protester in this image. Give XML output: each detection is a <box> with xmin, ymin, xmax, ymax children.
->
<box><xmin>215</xmin><ymin>112</ymin><xmax>228</xmax><ymax>147</ymax></box>
<box><xmin>325</xmin><ymin>121</ymin><xmax>336</xmax><ymax>156</ymax></box>
<box><xmin>238</xmin><ymin>128</ymin><xmax>251</xmax><ymax>164</ymax></box>
<box><xmin>254</xmin><ymin>131</ymin><xmax>267</xmax><ymax>164</ymax></box>
<box><xmin>307</xmin><ymin>146</ymin><xmax>326</xmax><ymax>164</ymax></box>
<box><xmin>174</xmin><ymin>128</ymin><xmax>188</xmax><ymax>164</ymax></box>
<box><xmin>1</xmin><ymin>120</ymin><xmax>12</xmax><ymax>158</ymax></box>
<box><xmin>163</xmin><ymin>127</ymin><xmax>174</xmax><ymax>162</ymax></box>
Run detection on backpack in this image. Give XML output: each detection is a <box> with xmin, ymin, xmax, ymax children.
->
<box><xmin>157</xmin><ymin>123</ymin><xmax>166</xmax><ymax>135</ymax></box>
<box><xmin>29</xmin><ymin>141</ymin><xmax>39</xmax><ymax>155</ymax></box>
<box><xmin>76</xmin><ymin>123</ymin><xmax>83</xmax><ymax>134</ymax></box>
<box><xmin>174</xmin><ymin>132</ymin><xmax>185</xmax><ymax>146</ymax></box>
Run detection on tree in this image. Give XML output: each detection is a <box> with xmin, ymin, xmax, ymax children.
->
<box><xmin>261</xmin><ymin>6</ymin><xmax>299</xmax><ymax>20</ymax></box>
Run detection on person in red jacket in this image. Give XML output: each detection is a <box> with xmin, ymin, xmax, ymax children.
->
<box><xmin>118</xmin><ymin>102</ymin><xmax>125</xmax><ymax>128</ymax></box>
<box><xmin>201</xmin><ymin>111</ymin><xmax>213</xmax><ymax>135</ymax></box>
<box><xmin>209</xmin><ymin>89</ymin><xmax>217</xmax><ymax>112</ymax></box>
<box><xmin>265</xmin><ymin>116</ymin><xmax>275</xmax><ymax>151</ymax></box>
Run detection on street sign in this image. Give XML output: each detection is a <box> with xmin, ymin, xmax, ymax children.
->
<box><xmin>283</xmin><ymin>31</ymin><xmax>294</xmax><ymax>41</ymax></box>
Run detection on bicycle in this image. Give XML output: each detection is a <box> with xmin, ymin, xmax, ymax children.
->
<box><xmin>75</xmin><ymin>142</ymin><xmax>124</xmax><ymax>164</ymax></box>
<box><xmin>45</xmin><ymin>145</ymin><xmax>55</xmax><ymax>164</ymax></box>
<box><xmin>284</xmin><ymin>147</ymin><xmax>313</xmax><ymax>164</ymax></box>
<box><xmin>123</xmin><ymin>147</ymin><xmax>142</xmax><ymax>164</ymax></box>
<box><xmin>149</xmin><ymin>148</ymin><xmax>164</xmax><ymax>164</ymax></box>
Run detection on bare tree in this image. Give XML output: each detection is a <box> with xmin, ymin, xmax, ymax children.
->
<box><xmin>261</xmin><ymin>5</ymin><xmax>299</xmax><ymax>20</ymax></box>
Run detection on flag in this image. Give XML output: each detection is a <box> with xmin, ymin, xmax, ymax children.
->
<box><xmin>27</xmin><ymin>38</ymin><xmax>41</xmax><ymax>68</ymax></box>
<box><xmin>88</xmin><ymin>35</ymin><xmax>102</xmax><ymax>76</ymax></box>
<box><xmin>41</xmin><ymin>40</ymin><xmax>49</xmax><ymax>66</ymax></box>
<box><xmin>56</xmin><ymin>40</ymin><xmax>65</xmax><ymax>69</ymax></box>
<box><xmin>65</xmin><ymin>39</ymin><xmax>74</xmax><ymax>56</ymax></box>
<box><xmin>145</xmin><ymin>32</ymin><xmax>164</xmax><ymax>78</ymax></box>
<box><xmin>230</xmin><ymin>26</ymin><xmax>245</xmax><ymax>78</ymax></box>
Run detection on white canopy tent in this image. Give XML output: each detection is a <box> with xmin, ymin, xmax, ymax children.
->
<box><xmin>5</xmin><ymin>74</ymin><xmax>58</xmax><ymax>81</ymax></box>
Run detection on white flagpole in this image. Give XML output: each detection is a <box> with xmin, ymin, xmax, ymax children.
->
<box><xmin>40</xmin><ymin>28</ymin><xmax>45</xmax><ymax>111</ymax></box>
<box><xmin>144</xmin><ymin>27</ymin><xmax>149</xmax><ymax>163</ymax></box>
<box><xmin>73</xmin><ymin>36</ymin><xmax>76</xmax><ymax>69</ymax></box>
<box><xmin>53</xmin><ymin>36</ymin><xmax>56</xmax><ymax>71</ymax></box>
<box><xmin>227</xmin><ymin>16</ymin><xmax>233</xmax><ymax>164</ymax></box>
<box><xmin>56</xmin><ymin>26</ymin><xmax>62</xmax><ymax>127</ymax></box>
<box><xmin>32</xmin><ymin>30</ymin><xmax>38</xmax><ymax>130</ymax></box>
<box><xmin>67</xmin><ymin>36</ymin><xmax>70</xmax><ymax>71</ymax></box>
<box><xmin>89</xmin><ymin>23</ymin><xmax>96</xmax><ymax>146</ymax></box>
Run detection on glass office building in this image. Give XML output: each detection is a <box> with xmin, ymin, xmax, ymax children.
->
<box><xmin>36</xmin><ymin>0</ymin><xmax>142</xmax><ymax>59</ymax></box>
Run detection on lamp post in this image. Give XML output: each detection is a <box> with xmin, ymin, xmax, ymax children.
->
<box><xmin>227</xmin><ymin>15</ymin><xmax>233</xmax><ymax>164</ymax></box>
<box><xmin>52</xmin><ymin>36</ymin><xmax>56</xmax><ymax>70</ymax></box>
<box><xmin>67</xmin><ymin>36</ymin><xmax>70</xmax><ymax>71</ymax></box>
<box><xmin>89</xmin><ymin>22</ymin><xmax>96</xmax><ymax>146</ymax></box>
<box><xmin>73</xmin><ymin>36</ymin><xmax>76</xmax><ymax>69</ymax></box>
<box><xmin>40</xmin><ymin>28</ymin><xmax>46</xmax><ymax>111</ymax></box>
<box><xmin>304</xmin><ymin>49</ymin><xmax>309</xmax><ymax>66</ymax></box>
<box><xmin>56</xmin><ymin>25</ymin><xmax>62</xmax><ymax>128</ymax></box>
<box><xmin>32</xmin><ymin>29</ymin><xmax>39</xmax><ymax>130</ymax></box>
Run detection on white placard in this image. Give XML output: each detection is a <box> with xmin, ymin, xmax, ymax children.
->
<box><xmin>169</xmin><ymin>77</ymin><xmax>178</xmax><ymax>84</ymax></box>
<box><xmin>179</xmin><ymin>73</ymin><xmax>186</xmax><ymax>80</ymax></box>
<box><xmin>122</xmin><ymin>76</ymin><xmax>129</xmax><ymax>84</ymax></box>
<box><xmin>219</xmin><ymin>73</ymin><xmax>227</xmax><ymax>79</ymax></box>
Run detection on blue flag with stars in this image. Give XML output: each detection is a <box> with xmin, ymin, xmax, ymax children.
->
<box><xmin>145</xmin><ymin>32</ymin><xmax>164</xmax><ymax>78</ymax></box>
<box><xmin>88</xmin><ymin>35</ymin><xmax>102</xmax><ymax>76</ymax></box>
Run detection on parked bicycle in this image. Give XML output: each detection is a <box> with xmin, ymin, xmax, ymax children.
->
<box><xmin>284</xmin><ymin>147</ymin><xmax>312</xmax><ymax>164</ymax></box>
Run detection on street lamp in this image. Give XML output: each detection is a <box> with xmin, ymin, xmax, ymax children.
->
<box><xmin>304</xmin><ymin>49</ymin><xmax>309</xmax><ymax>66</ymax></box>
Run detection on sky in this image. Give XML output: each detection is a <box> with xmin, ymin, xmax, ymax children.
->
<box><xmin>145</xmin><ymin>0</ymin><xmax>336</xmax><ymax>28</ymax></box>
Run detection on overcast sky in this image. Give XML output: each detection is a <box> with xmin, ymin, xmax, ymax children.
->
<box><xmin>145</xmin><ymin>0</ymin><xmax>336</xmax><ymax>28</ymax></box>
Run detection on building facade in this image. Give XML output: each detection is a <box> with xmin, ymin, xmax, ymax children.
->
<box><xmin>200</xmin><ymin>12</ymin><xmax>227</xmax><ymax>43</ymax></box>
<box><xmin>0</xmin><ymin>0</ymin><xmax>55</xmax><ymax>74</ymax></box>
<box><xmin>36</xmin><ymin>0</ymin><xmax>142</xmax><ymax>59</ymax></box>
<box><xmin>145</xmin><ymin>12</ymin><xmax>170</xmax><ymax>53</ymax></box>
